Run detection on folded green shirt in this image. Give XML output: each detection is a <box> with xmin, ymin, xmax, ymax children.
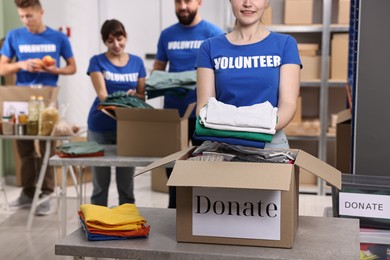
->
<box><xmin>56</xmin><ymin>141</ymin><xmax>104</xmax><ymax>155</ymax></box>
<box><xmin>195</xmin><ymin>117</ymin><xmax>273</xmax><ymax>143</ymax></box>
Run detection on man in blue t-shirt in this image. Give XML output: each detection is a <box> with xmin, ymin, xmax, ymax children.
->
<box><xmin>153</xmin><ymin>0</ymin><xmax>224</xmax><ymax>209</ymax></box>
<box><xmin>0</xmin><ymin>0</ymin><xmax>76</xmax><ymax>216</ymax></box>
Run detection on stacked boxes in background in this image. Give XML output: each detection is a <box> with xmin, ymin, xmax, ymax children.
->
<box><xmin>338</xmin><ymin>0</ymin><xmax>351</xmax><ymax>25</ymax></box>
<box><xmin>331</xmin><ymin>33</ymin><xmax>349</xmax><ymax>80</ymax></box>
<box><xmin>284</xmin><ymin>0</ymin><xmax>313</xmax><ymax>25</ymax></box>
<box><xmin>262</xmin><ymin>5</ymin><xmax>272</xmax><ymax>25</ymax></box>
<box><xmin>298</xmin><ymin>43</ymin><xmax>321</xmax><ymax>81</ymax></box>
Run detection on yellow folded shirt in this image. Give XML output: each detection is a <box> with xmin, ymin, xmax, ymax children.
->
<box><xmin>80</xmin><ymin>203</ymin><xmax>147</xmax><ymax>231</ymax></box>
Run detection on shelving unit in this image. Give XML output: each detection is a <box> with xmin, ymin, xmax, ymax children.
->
<box><xmin>225</xmin><ymin>0</ymin><xmax>350</xmax><ymax>195</ymax></box>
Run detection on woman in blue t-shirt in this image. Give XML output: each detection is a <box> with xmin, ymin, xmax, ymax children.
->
<box><xmin>87</xmin><ymin>19</ymin><xmax>146</xmax><ymax>206</ymax></box>
<box><xmin>196</xmin><ymin>0</ymin><xmax>301</xmax><ymax>149</ymax></box>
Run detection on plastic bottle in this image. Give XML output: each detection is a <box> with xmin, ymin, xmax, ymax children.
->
<box><xmin>26</xmin><ymin>95</ymin><xmax>39</xmax><ymax>135</ymax></box>
<box><xmin>37</xmin><ymin>95</ymin><xmax>45</xmax><ymax>135</ymax></box>
<box><xmin>28</xmin><ymin>95</ymin><xmax>38</xmax><ymax>121</ymax></box>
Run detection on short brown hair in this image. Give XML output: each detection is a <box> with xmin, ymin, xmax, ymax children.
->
<box><xmin>14</xmin><ymin>0</ymin><xmax>42</xmax><ymax>9</ymax></box>
<box><xmin>101</xmin><ymin>19</ymin><xmax>127</xmax><ymax>42</ymax></box>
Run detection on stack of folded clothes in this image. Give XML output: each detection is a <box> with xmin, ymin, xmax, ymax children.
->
<box><xmin>78</xmin><ymin>203</ymin><xmax>151</xmax><ymax>241</ymax></box>
<box><xmin>55</xmin><ymin>141</ymin><xmax>104</xmax><ymax>158</ymax></box>
<box><xmin>98</xmin><ymin>91</ymin><xmax>154</xmax><ymax>111</ymax></box>
<box><xmin>145</xmin><ymin>70</ymin><xmax>196</xmax><ymax>99</ymax></box>
<box><xmin>194</xmin><ymin>97</ymin><xmax>278</xmax><ymax>148</ymax></box>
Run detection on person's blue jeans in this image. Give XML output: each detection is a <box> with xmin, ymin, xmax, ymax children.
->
<box><xmin>87</xmin><ymin>130</ymin><xmax>135</xmax><ymax>206</ymax></box>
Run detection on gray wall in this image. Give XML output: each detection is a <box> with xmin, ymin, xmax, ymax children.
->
<box><xmin>353</xmin><ymin>0</ymin><xmax>390</xmax><ymax>175</ymax></box>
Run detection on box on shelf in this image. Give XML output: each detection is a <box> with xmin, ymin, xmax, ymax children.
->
<box><xmin>336</xmin><ymin>109</ymin><xmax>351</xmax><ymax>173</ymax></box>
<box><xmin>331</xmin><ymin>33</ymin><xmax>349</xmax><ymax>80</ymax></box>
<box><xmin>300</xmin><ymin>55</ymin><xmax>321</xmax><ymax>81</ymax></box>
<box><xmin>102</xmin><ymin>103</ymin><xmax>195</xmax><ymax>157</ymax></box>
<box><xmin>338</xmin><ymin>0</ymin><xmax>351</xmax><ymax>24</ymax></box>
<box><xmin>284</xmin><ymin>0</ymin><xmax>314</xmax><ymax>25</ymax></box>
<box><xmin>262</xmin><ymin>5</ymin><xmax>272</xmax><ymax>25</ymax></box>
<box><xmin>291</xmin><ymin>96</ymin><xmax>302</xmax><ymax>123</ymax></box>
<box><xmin>298</xmin><ymin>43</ymin><xmax>319</xmax><ymax>56</ymax></box>
<box><xmin>138</xmin><ymin>147</ymin><xmax>341</xmax><ymax>248</ymax></box>
<box><xmin>333</xmin><ymin>174</ymin><xmax>390</xmax><ymax>230</ymax></box>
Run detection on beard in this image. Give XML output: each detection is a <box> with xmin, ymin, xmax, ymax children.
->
<box><xmin>176</xmin><ymin>10</ymin><xmax>197</xmax><ymax>25</ymax></box>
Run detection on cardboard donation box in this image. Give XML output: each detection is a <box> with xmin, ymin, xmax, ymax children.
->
<box><xmin>104</xmin><ymin>103</ymin><xmax>195</xmax><ymax>157</ymax></box>
<box><xmin>139</xmin><ymin>147</ymin><xmax>341</xmax><ymax>248</ymax></box>
<box><xmin>284</xmin><ymin>0</ymin><xmax>313</xmax><ymax>25</ymax></box>
<box><xmin>0</xmin><ymin>86</ymin><xmax>59</xmax><ymax>116</ymax></box>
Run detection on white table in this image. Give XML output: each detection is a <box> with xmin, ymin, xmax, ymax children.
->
<box><xmin>49</xmin><ymin>145</ymin><xmax>160</xmax><ymax>237</ymax></box>
<box><xmin>55</xmin><ymin>207</ymin><xmax>361</xmax><ymax>260</ymax></box>
<box><xmin>0</xmin><ymin>135</ymin><xmax>72</xmax><ymax>231</ymax></box>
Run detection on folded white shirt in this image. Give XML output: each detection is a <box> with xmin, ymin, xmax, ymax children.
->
<box><xmin>199</xmin><ymin>99</ymin><xmax>277</xmax><ymax>135</ymax></box>
<box><xmin>206</xmin><ymin>97</ymin><xmax>275</xmax><ymax>129</ymax></box>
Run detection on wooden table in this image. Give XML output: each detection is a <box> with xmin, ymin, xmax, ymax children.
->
<box><xmin>55</xmin><ymin>207</ymin><xmax>360</xmax><ymax>260</ymax></box>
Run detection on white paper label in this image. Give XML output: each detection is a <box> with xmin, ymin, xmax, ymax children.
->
<box><xmin>3</xmin><ymin>101</ymin><xmax>28</xmax><ymax>117</ymax></box>
<box><xmin>192</xmin><ymin>187</ymin><xmax>281</xmax><ymax>240</ymax></box>
<box><xmin>339</xmin><ymin>192</ymin><xmax>390</xmax><ymax>219</ymax></box>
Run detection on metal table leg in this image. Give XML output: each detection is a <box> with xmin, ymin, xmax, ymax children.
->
<box><xmin>26</xmin><ymin>139</ymin><xmax>51</xmax><ymax>231</ymax></box>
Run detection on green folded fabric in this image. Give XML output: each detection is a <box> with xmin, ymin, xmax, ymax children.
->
<box><xmin>99</xmin><ymin>91</ymin><xmax>153</xmax><ymax>109</ymax></box>
<box><xmin>195</xmin><ymin>117</ymin><xmax>273</xmax><ymax>143</ymax></box>
<box><xmin>56</xmin><ymin>141</ymin><xmax>104</xmax><ymax>155</ymax></box>
<box><xmin>145</xmin><ymin>70</ymin><xmax>196</xmax><ymax>89</ymax></box>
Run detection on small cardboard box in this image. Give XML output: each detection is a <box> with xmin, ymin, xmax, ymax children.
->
<box><xmin>338</xmin><ymin>0</ymin><xmax>351</xmax><ymax>24</ymax></box>
<box><xmin>331</xmin><ymin>33</ymin><xmax>349</xmax><ymax>80</ymax></box>
<box><xmin>300</xmin><ymin>55</ymin><xmax>321</xmax><ymax>81</ymax></box>
<box><xmin>103</xmin><ymin>103</ymin><xmax>195</xmax><ymax>157</ymax></box>
<box><xmin>298</xmin><ymin>43</ymin><xmax>319</xmax><ymax>56</ymax></box>
<box><xmin>138</xmin><ymin>147</ymin><xmax>341</xmax><ymax>248</ymax></box>
<box><xmin>284</xmin><ymin>0</ymin><xmax>314</xmax><ymax>25</ymax></box>
<box><xmin>336</xmin><ymin>109</ymin><xmax>351</xmax><ymax>173</ymax></box>
<box><xmin>262</xmin><ymin>5</ymin><xmax>272</xmax><ymax>25</ymax></box>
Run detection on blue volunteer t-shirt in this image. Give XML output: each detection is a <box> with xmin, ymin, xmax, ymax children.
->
<box><xmin>0</xmin><ymin>26</ymin><xmax>74</xmax><ymax>86</ymax></box>
<box><xmin>156</xmin><ymin>20</ymin><xmax>224</xmax><ymax>117</ymax></box>
<box><xmin>196</xmin><ymin>32</ymin><xmax>301</xmax><ymax>108</ymax></box>
<box><xmin>87</xmin><ymin>53</ymin><xmax>146</xmax><ymax>133</ymax></box>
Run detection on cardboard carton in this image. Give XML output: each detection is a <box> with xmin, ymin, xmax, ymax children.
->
<box><xmin>103</xmin><ymin>103</ymin><xmax>195</xmax><ymax>157</ymax></box>
<box><xmin>137</xmin><ymin>147</ymin><xmax>341</xmax><ymax>248</ymax></box>
<box><xmin>336</xmin><ymin>109</ymin><xmax>351</xmax><ymax>173</ymax></box>
<box><xmin>331</xmin><ymin>33</ymin><xmax>349</xmax><ymax>80</ymax></box>
<box><xmin>0</xmin><ymin>85</ymin><xmax>59</xmax><ymax>116</ymax></box>
<box><xmin>298</xmin><ymin>43</ymin><xmax>319</xmax><ymax>56</ymax></box>
<box><xmin>300</xmin><ymin>55</ymin><xmax>321</xmax><ymax>81</ymax></box>
<box><xmin>284</xmin><ymin>0</ymin><xmax>314</xmax><ymax>25</ymax></box>
<box><xmin>262</xmin><ymin>5</ymin><xmax>272</xmax><ymax>25</ymax></box>
<box><xmin>338</xmin><ymin>0</ymin><xmax>351</xmax><ymax>24</ymax></box>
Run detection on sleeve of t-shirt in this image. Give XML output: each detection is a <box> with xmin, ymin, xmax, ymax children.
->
<box><xmin>196</xmin><ymin>39</ymin><xmax>214</xmax><ymax>70</ymax></box>
<box><xmin>282</xmin><ymin>36</ymin><xmax>302</xmax><ymax>67</ymax></box>
<box><xmin>87</xmin><ymin>56</ymin><xmax>100</xmax><ymax>75</ymax></box>
<box><xmin>155</xmin><ymin>32</ymin><xmax>167</xmax><ymax>62</ymax></box>
<box><xmin>0</xmin><ymin>31</ymin><xmax>15</xmax><ymax>59</ymax></box>
<box><xmin>59</xmin><ymin>34</ymin><xmax>74</xmax><ymax>60</ymax></box>
<box><xmin>138</xmin><ymin>58</ymin><xmax>147</xmax><ymax>78</ymax></box>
